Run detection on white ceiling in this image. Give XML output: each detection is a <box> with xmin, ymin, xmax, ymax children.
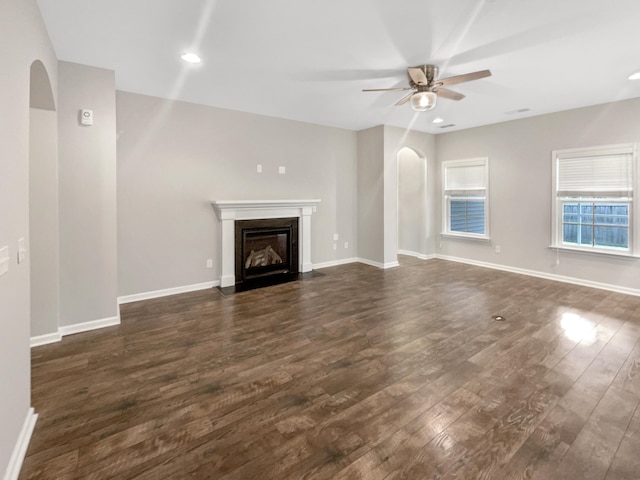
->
<box><xmin>36</xmin><ymin>0</ymin><xmax>640</xmax><ymax>134</ymax></box>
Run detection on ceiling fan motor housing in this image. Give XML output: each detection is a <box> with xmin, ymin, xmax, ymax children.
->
<box><xmin>408</xmin><ymin>64</ymin><xmax>438</xmax><ymax>88</ymax></box>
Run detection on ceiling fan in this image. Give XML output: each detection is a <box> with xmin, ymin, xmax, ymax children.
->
<box><xmin>363</xmin><ymin>65</ymin><xmax>491</xmax><ymax>111</ymax></box>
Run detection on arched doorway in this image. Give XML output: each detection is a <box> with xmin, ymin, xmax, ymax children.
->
<box><xmin>29</xmin><ymin>60</ymin><xmax>60</xmax><ymax>343</ymax></box>
<box><xmin>397</xmin><ymin>147</ymin><xmax>427</xmax><ymax>258</ymax></box>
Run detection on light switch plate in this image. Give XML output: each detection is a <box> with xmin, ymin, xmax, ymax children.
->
<box><xmin>17</xmin><ymin>237</ymin><xmax>26</xmax><ymax>264</ymax></box>
<box><xmin>278</xmin><ymin>166</ymin><xmax>286</xmax><ymax>174</ymax></box>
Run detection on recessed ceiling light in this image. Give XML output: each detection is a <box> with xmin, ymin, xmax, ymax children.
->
<box><xmin>432</xmin><ymin>117</ymin><xmax>444</xmax><ymax>124</ymax></box>
<box><xmin>628</xmin><ymin>72</ymin><xmax>640</xmax><ymax>80</ymax></box>
<box><xmin>181</xmin><ymin>52</ymin><xmax>201</xmax><ymax>64</ymax></box>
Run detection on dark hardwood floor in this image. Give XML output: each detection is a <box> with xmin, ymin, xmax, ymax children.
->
<box><xmin>21</xmin><ymin>257</ymin><xmax>640</xmax><ymax>479</ymax></box>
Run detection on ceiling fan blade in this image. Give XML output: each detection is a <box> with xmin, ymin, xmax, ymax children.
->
<box><xmin>437</xmin><ymin>69</ymin><xmax>492</xmax><ymax>87</ymax></box>
<box><xmin>408</xmin><ymin>67</ymin><xmax>429</xmax><ymax>85</ymax></box>
<box><xmin>435</xmin><ymin>88</ymin><xmax>465</xmax><ymax>101</ymax></box>
<box><xmin>362</xmin><ymin>87</ymin><xmax>414</xmax><ymax>92</ymax></box>
<box><xmin>395</xmin><ymin>92</ymin><xmax>415</xmax><ymax>106</ymax></box>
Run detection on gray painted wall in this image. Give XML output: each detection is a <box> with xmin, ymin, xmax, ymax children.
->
<box><xmin>356</xmin><ymin>126</ymin><xmax>385</xmax><ymax>264</ymax></box>
<box><xmin>382</xmin><ymin>127</ymin><xmax>399</xmax><ymax>266</ymax></box>
<box><xmin>116</xmin><ymin>91</ymin><xmax>357</xmax><ymax>296</ymax></box>
<box><xmin>0</xmin><ymin>0</ymin><xmax>57</xmax><ymax>474</ymax></box>
<box><xmin>29</xmin><ymin>108</ymin><xmax>59</xmax><ymax>337</ymax></box>
<box><xmin>58</xmin><ymin>61</ymin><xmax>118</xmax><ymax>326</ymax></box>
<box><xmin>435</xmin><ymin>98</ymin><xmax>640</xmax><ymax>291</ymax></box>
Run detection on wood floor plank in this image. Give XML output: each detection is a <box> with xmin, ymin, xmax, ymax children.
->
<box><xmin>606</xmin><ymin>398</ymin><xmax>640</xmax><ymax>480</ymax></box>
<box><xmin>20</xmin><ymin>257</ymin><xmax>640</xmax><ymax>479</ymax></box>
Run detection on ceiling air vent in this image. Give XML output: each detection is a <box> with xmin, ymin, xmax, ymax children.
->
<box><xmin>505</xmin><ymin>108</ymin><xmax>531</xmax><ymax>115</ymax></box>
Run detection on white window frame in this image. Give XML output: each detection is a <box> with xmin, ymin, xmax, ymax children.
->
<box><xmin>551</xmin><ymin>143</ymin><xmax>638</xmax><ymax>257</ymax></box>
<box><xmin>442</xmin><ymin>157</ymin><xmax>489</xmax><ymax>240</ymax></box>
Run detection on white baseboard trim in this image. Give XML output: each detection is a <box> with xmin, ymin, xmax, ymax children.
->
<box><xmin>117</xmin><ymin>281</ymin><xmax>218</xmax><ymax>305</ymax></box>
<box><xmin>436</xmin><ymin>254</ymin><xmax>640</xmax><ymax>297</ymax></box>
<box><xmin>31</xmin><ymin>309</ymin><xmax>121</xmax><ymax>348</ymax></box>
<box><xmin>31</xmin><ymin>282</ymin><xmax>220</xmax><ymax>347</ymax></box>
<box><xmin>356</xmin><ymin>258</ymin><xmax>400</xmax><ymax>269</ymax></box>
<box><xmin>31</xmin><ymin>281</ymin><xmax>221</xmax><ymax>347</ymax></box>
<box><xmin>30</xmin><ymin>332</ymin><xmax>62</xmax><ymax>348</ymax></box>
<box><xmin>313</xmin><ymin>258</ymin><xmax>358</xmax><ymax>269</ymax></box>
<box><xmin>3</xmin><ymin>408</ymin><xmax>37</xmax><ymax>480</ymax></box>
<box><xmin>398</xmin><ymin>250</ymin><xmax>436</xmax><ymax>261</ymax></box>
<box><xmin>58</xmin><ymin>314</ymin><xmax>121</xmax><ymax>337</ymax></box>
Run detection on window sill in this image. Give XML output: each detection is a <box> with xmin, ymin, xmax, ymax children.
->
<box><xmin>548</xmin><ymin>245</ymin><xmax>640</xmax><ymax>259</ymax></box>
<box><xmin>441</xmin><ymin>232</ymin><xmax>491</xmax><ymax>242</ymax></box>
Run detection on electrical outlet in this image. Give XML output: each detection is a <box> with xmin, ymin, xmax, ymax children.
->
<box><xmin>333</xmin><ymin>233</ymin><xmax>339</xmax><ymax>241</ymax></box>
<box><xmin>344</xmin><ymin>241</ymin><xmax>349</xmax><ymax>249</ymax></box>
<box><xmin>333</xmin><ymin>243</ymin><xmax>337</xmax><ymax>250</ymax></box>
<box><xmin>0</xmin><ymin>246</ymin><xmax>8</xmax><ymax>277</ymax></box>
<box><xmin>495</xmin><ymin>245</ymin><xmax>501</xmax><ymax>254</ymax></box>
<box><xmin>257</xmin><ymin>164</ymin><xmax>262</xmax><ymax>173</ymax></box>
<box><xmin>206</xmin><ymin>259</ymin><xmax>213</xmax><ymax>268</ymax></box>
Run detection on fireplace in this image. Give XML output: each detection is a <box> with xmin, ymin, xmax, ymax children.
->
<box><xmin>211</xmin><ymin>199</ymin><xmax>321</xmax><ymax>288</ymax></box>
<box><xmin>235</xmin><ymin>217</ymin><xmax>299</xmax><ymax>284</ymax></box>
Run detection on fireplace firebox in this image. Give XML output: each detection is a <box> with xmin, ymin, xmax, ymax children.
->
<box><xmin>234</xmin><ymin>217</ymin><xmax>299</xmax><ymax>285</ymax></box>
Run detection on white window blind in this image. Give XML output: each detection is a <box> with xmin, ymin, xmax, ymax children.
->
<box><xmin>557</xmin><ymin>149</ymin><xmax>633</xmax><ymax>197</ymax></box>
<box><xmin>442</xmin><ymin>158</ymin><xmax>489</xmax><ymax>239</ymax></box>
<box><xmin>444</xmin><ymin>160</ymin><xmax>487</xmax><ymax>193</ymax></box>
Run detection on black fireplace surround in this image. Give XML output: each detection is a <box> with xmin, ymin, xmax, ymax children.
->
<box><xmin>234</xmin><ymin>217</ymin><xmax>299</xmax><ymax>286</ymax></box>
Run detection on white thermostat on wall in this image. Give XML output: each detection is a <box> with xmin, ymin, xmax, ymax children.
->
<box><xmin>80</xmin><ymin>109</ymin><xmax>93</xmax><ymax>125</ymax></box>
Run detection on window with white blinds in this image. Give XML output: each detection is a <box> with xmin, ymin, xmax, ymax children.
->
<box><xmin>442</xmin><ymin>158</ymin><xmax>489</xmax><ymax>238</ymax></box>
<box><xmin>444</xmin><ymin>159</ymin><xmax>487</xmax><ymax>193</ymax></box>
<box><xmin>552</xmin><ymin>144</ymin><xmax>637</xmax><ymax>256</ymax></box>
<box><xmin>556</xmin><ymin>147</ymin><xmax>633</xmax><ymax>197</ymax></box>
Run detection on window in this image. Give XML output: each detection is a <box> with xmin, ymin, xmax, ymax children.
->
<box><xmin>551</xmin><ymin>144</ymin><xmax>637</xmax><ymax>256</ymax></box>
<box><xmin>442</xmin><ymin>158</ymin><xmax>489</xmax><ymax>238</ymax></box>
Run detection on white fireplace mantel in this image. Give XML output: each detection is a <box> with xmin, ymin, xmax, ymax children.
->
<box><xmin>212</xmin><ymin>199</ymin><xmax>321</xmax><ymax>287</ymax></box>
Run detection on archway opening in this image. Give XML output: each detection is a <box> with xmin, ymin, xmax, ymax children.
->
<box><xmin>29</xmin><ymin>60</ymin><xmax>59</xmax><ymax>343</ymax></box>
<box><xmin>397</xmin><ymin>147</ymin><xmax>427</xmax><ymax>258</ymax></box>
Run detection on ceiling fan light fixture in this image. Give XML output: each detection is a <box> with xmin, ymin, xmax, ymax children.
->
<box><xmin>410</xmin><ymin>91</ymin><xmax>437</xmax><ymax>111</ymax></box>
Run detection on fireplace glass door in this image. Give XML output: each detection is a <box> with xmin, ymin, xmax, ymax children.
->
<box><xmin>235</xmin><ymin>217</ymin><xmax>299</xmax><ymax>284</ymax></box>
